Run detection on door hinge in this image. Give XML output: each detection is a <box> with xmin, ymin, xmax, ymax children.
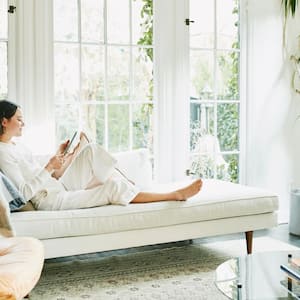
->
<box><xmin>8</xmin><ymin>6</ymin><xmax>16</xmax><ymax>14</ymax></box>
<box><xmin>185</xmin><ymin>18</ymin><xmax>195</xmax><ymax>26</ymax></box>
<box><xmin>186</xmin><ymin>169</ymin><xmax>196</xmax><ymax>176</ymax></box>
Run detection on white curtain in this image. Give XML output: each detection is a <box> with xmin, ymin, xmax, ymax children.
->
<box><xmin>154</xmin><ymin>0</ymin><xmax>190</xmax><ymax>182</ymax></box>
<box><xmin>12</xmin><ymin>0</ymin><xmax>55</xmax><ymax>154</ymax></box>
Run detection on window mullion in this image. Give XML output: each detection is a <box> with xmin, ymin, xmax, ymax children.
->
<box><xmin>104</xmin><ymin>0</ymin><xmax>108</xmax><ymax>149</ymax></box>
<box><xmin>129</xmin><ymin>0</ymin><xmax>133</xmax><ymax>150</ymax></box>
<box><xmin>213</xmin><ymin>0</ymin><xmax>218</xmax><ymax>179</ymax></box>
<box><xmin>78</xmin><ymin>0</ymin><xmax>83</xmax><ymax>131</ymax></box>
<box><xmin>7</xmin><ymin>0</ymin><xmax>16</xmax><ymax>101</ymax></box>
<box><xmin>239</xmin><ymin>0</ymin><xmax>248</xmax><ymax>184</ymax></box>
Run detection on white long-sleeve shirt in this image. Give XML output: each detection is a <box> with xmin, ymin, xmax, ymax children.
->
<box><xmin>0</xmin><ymin>142</ymin><xmax>138</xmax><ymax>210</ymax></box>
<box><xmin>0</xmin><ymin>141</ymin><xmax>64</xmax><ymax>202</ymax></box>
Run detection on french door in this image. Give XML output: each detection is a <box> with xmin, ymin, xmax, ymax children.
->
<box><xmin>188</xmin><ymin>0</ymin><xmax>242</xmax><ymax>183</ymax></box>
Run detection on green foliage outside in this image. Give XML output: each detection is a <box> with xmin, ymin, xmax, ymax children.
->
<box><xmin>217</xmin><ymin>0</ymin><xmax>239</xmax><ymax>182</ymax></box>
<box><xmin>54</xmin><ymin>0</ymin><xmax>240</xmax><ymax>182</ymax></box>
<box><xmin>136</xmin><ymin>0</ymin><xmax>240</xmax><ymax>182</ymax></box>
<box><xmin>190</xmin><ymin>0</ymin><xmax>240</xmax><ymax>183</ymax></box>
<box><xmin>133</xmin><ymin>0</ymin><xmax>154</xmax><ymax>151</ymax></box>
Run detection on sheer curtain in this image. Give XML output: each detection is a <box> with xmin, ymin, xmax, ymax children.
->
<box><xmin>154</xmin><ymin>0</ymin><xmax>190</xmax><ymax>182</ymax></box>
<box><xmin>12</xmin><ymin>0</ymin><xmax>55</xmax><ymax>154</ymax></box>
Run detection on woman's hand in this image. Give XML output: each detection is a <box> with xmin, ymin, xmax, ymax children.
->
<box><xmin>45</xmin><ymin>154</ymin><xmax>65</xmax><ymax>174</ymax></box>
<box><xmin>46</xmin><ymin>152</ymin><xmax>76</xmax><ymax>179</ymax></box>
<box><xmin>57</xmin><ymin>140</ymin><xmax>69</xmax><ymax>155</ymax></box>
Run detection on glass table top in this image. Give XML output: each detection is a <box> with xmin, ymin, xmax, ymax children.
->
<box><xmin>215</xmin><ymin>250</ymin><xmax>300</xmax><ymax>300</ymax></box>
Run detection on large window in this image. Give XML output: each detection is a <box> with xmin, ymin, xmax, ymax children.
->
<box><xmin>189</xmin><ymin>0</ymin><xmax>240</xmax><ymax>182</ymax></box>
<box><xmin>53</xmin><ymin>0</ymin><xmax>242</xmax><ymax>182</ymax></box>
<box><xmin>0</xmin><ymin>0</ymin><xmax>8</xmax><ymax>99</ymax></box>
<box><xmin>53</xmin><ymin>0</ymin><xmax>154</xmax><ymax>154</ymax></box>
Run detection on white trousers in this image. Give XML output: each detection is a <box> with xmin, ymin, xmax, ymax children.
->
<box><xmin>35</xmin><ymin>144</ymin><xmax>139</xmax><ymax>210</ymax></box>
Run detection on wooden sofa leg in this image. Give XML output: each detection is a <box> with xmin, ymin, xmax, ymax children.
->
<box><xmin>245</xmin><ymin>231</ymin><xmax>253</xmax><ymax>254</ymax></box>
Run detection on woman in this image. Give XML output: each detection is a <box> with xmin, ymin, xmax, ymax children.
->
<box><xmin>0</xmin><ymin>100</ymin><xmax>202</xmax><ymax>210</ymax></box>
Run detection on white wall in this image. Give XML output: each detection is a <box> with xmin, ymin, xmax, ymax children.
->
<box><xmin>246</xmin><ymin>0</ymin><xmax>300</xmax><ymax>222</ymax></box>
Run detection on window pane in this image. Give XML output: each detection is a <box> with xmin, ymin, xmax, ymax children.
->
<box><xmin>108</xmin><ymin>104</ymin><xmax>129</xmax><ymax>152</ymax></box>
<box><xmin>82</xmin><ymin>45</ymin><xmax>105</xmax><ymax>101</ymax></box>
<box><xmin>132</xmin><ymin>0</ymin><xmax>153</xmax><ymax>45</ymax></box>
<box><xmin>132</xmin><ymin>47</ymin><xmax>153</xmax><ymax>100</ymax></box>
<box><xmin>0</xmin><ymin>42</ymin><xmax>7</xmax><ymax>99</ymax></box>
<box><xmin>190</xmin><ymin>50</ymin><xmax>214</xmax><ymax>100</ymax></box>
<box><xmin>107</xmin><ymin>0</ymin><xmax>129</xmax><ymax>44</ymax></box>
<box><xmin>81</xmin><ymin>0</ymin><xmax>104</xmax><ymax>43</ymax></box>
<box><xmin>54</xmin><ymin>44</ymin><xmax>79</xmax><ymax>102</ymax></box>
<box><xmin>217</xmin><ymin>0</ymin><xmax>239</xmax><ymax>49</ymax></box>
<box><xmin>82</xmin><ymin>104</ymin><xmax>105</xmax><ymax>145</ymax></box>
<box><xmin>216</xmin><ymin>51</ymin><xmax>239</xmax><ymax>100</ymax></box>
<box><xmin>107</xmin><ymin>46</ymin><xmax>129</xmax><ymax>100</ymax></box>
<box><xmin>55</xmin><ymin>104</ymin><xmax>79</xmax><ymax>145</ymax></box>
<box><xmin>190</xmin><ymin>103</ymin><xmax>214</xmax><ymax>152</ymax></box>
<box><xmin>190</xmin><ymin>0</ymin><xmax>214</xmax><ymax>48</ymax></box>
<box><xmin>190</xmin><ymin>154</ymin><xmax>215</xmax><ymax>179</ymax></box>
<box><xmin>54</xmin><ymin>0</ymin><xmax>78</xmax><ymax>42</ymax></box>
<box><xmin>53</xmin><ymin>0</ymin><xmax>155</xmax><ymax>167</ymax></box>
<box><xmin>132</xmin><ymin>103</ymin><xmax>153</xmax><ymax>152</ymax></box>
<box><xmin>217</xmin><ymin>154</ymin><xmax>239</xmax><ymax>183</ymax></box>
<box><xmin>0</xmin><ymin>0</ymin><xmax>7</xmax><ymax>39</ymax></box>
<box><xmin>217</xmin><ymin>103</ymin><xmax>239</xmax><ymax>152</ymax></box>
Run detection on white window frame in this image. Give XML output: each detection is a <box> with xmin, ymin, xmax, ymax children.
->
<box><xmin>53</xmin><ymin>0</ymin><xmax>154</xmax><ymax>154</ymax></box>
<box><xmin>187</xmin><ymin>0</ymin><xmax>245</xmax><ymax>183</ymax></box>
<box><xmin>1</xmin><ymin>0</ymin><xmax>14</xmax><ymax>100</ymax></box>
<box><xmin>9</xmin><ymin>0</ymin><xmax>246</xmax><ymax>182</ymax></box>
<box><xmin>154</xmin><ymin>0</ymin><xmax>247</xmax><ymax>183</ymax></box>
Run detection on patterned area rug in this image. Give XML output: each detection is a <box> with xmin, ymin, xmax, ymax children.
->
<box><xmin>30</xmin><ymin>237</ymin><xmax>299</xmax><ymax>300</ymax></box>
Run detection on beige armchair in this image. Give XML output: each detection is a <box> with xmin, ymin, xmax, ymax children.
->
<box><xmin>0</xmin><ymin>237</ymin><xmax>44</xmax><ymax>300</ymax></box>
<box><xmin>0</xmin><ymin>188</ymin><xmax>44</xmax><ymax>300</ymax></box>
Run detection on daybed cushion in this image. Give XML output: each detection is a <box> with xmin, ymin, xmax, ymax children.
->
<box><xmin>11</xmin><ymin>179</ymin><xmax>278</xmax><ymax>240</ymax></box>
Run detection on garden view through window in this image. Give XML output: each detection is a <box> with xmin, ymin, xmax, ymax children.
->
<box><xmin>189</xmin><ymin>0</ymin><xmax>240</xmax><ymax>182</ymax></box>
<box><xmin>53</xmin><ymin>0</ymin><xmax>241</xmax><ymax>182</ymax></box>
<box><xmin>53</xmin><ymin>0</ymin><xmax>154</xmax><ymax>155</ymax></box>
<box><xmin>1</xmin><ymin>0</ymin><xmax>241</xmax><ymax>183</ymax></box>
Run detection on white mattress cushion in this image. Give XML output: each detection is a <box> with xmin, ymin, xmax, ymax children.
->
<box><xmin>11</xmin><ymin>179</ymin><xmax>278</xmax><ymax>239</ymax></box>
<box><xmin>113</xmin><ymin>148</ymin><xmax>152</xmax><ymax>189</ymax></box>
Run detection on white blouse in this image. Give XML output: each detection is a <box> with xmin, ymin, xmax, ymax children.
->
<box><xmin>0</xmin><ymin>142</ymin><xmax>64</xmax><ymax>201</ymax></box>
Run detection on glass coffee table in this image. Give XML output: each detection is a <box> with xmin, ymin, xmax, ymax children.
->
<box><xmin>215</xmin><ymin>250</ymin><xmax>300</xmax><ymax>299</ymax></box>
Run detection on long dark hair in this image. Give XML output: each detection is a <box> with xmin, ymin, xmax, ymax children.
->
<box><xmin>0</xmin><ymin>100</ymin><xmax>19</xmax><ymax>135</ymax></box>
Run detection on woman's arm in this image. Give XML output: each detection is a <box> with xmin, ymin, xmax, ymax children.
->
<box><xmin>0</xmin><ymin>150</ymin><xmax>64</xmax><ymax>201</ymax></box>
<box><xmin>0</xmin><ymin>154</ymin><xmax>53</xmax><ymax>201</ymax></box>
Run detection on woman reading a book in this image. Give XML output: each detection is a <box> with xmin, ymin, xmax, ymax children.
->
<box><xmin>0</xmin><ymin>100</ymin><xmax>202</xmax><ymax>210</ymax></box>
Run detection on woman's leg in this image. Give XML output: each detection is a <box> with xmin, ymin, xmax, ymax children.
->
<box><xmin>130</xmin><ymin>179</ymin><xmax>202</xmax><ymax>203</ymax></box>
<box><xmin>60</xmin><ymin>143</ymin><xmax>117</xmax><ymax>191</ymax></box>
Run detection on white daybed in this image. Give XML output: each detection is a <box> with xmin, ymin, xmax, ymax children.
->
<box><xmin>10</xmin><ymin>149</ymin><xmax>278</xmax><ymax>259</ymax></box>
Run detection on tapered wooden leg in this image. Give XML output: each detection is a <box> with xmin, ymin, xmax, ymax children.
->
<box><xmin>245</xmin><ymin>231</ymin><xmax>253</xmax><ymax>254</ymax></box>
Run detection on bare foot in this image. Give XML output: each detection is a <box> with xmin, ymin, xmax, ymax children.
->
<box><xmin>175</xmin><ymin>179</ymin><xmax>202</xmax><ymax>201</ymax></box>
